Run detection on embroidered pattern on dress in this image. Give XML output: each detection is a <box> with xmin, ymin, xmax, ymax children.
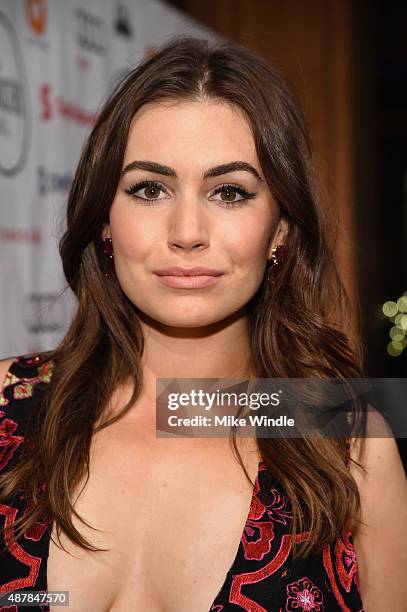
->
<box><xmin>210</xmin><ymin>460</ymin><xmax>364</xmax><ymax>611</ymax></box>
<box><xmin>0</xmin><ymin>412</ymin><xmax>24</xmax><ymax>472</ymax></box>
<box><xmin>0</xmin><ymin>503</ymin><xmax>42</xmax><ymax>595</ymax></box>
<box><xmin>0</xmin><ymin>360</ymin><xmax>53</xmax><ymax>408</ymax></box>
<box><xmin>0</xmin><ymin>354</ymin><xmax>54</xmax><ymax>604</ymax></box>
<box><xmin>242</xmin><ymin>475</ymin><xmax>275</xmax><ymax>561</ymax></box>
<box><xmin>334</xmin><ymin>530</ymin><xmax>360</xmax><ymax>594</ymax></box>
<box><xmin>285</xmin><ymin>576</ymin><xmax>324</xmax><ymax>611</ymax></box>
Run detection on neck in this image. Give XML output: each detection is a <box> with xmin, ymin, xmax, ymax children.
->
<box><xmin>103</xmin><ymin>309</ymin><xmax>256</xmax><ymax>439</ymax></box>
<box><xmin>140</xmin><ymin>308</ymin><xmax>253</xmax><ymax>383</ymax></box>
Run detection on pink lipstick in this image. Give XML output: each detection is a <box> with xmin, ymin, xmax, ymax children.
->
<box><xmin>154</xmin><ymin>266</ymin><xmax>224</xmax><ymax>289</ymax></box>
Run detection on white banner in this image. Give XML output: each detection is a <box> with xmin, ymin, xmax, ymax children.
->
<box><xmin>0</xmin><ymin>0</ymin><xmax>217</xmax><ymax>357</ymax></box>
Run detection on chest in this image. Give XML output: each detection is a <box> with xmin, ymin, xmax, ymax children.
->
<box><xmin>46</xmin><ymin>427</ymin><xmax>260</xmax><ymax>612</ymax></box>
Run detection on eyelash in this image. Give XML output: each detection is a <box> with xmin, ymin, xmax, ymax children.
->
<box><xmin>124</xmin><ymin>180</ymin><xmax>256</xmax><ymax>208</ymax></box>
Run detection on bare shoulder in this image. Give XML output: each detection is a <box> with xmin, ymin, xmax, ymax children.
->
<box><xmin>349</xmin><ymin>408</ymin><xmax>407</xmax><ymax>610</ymax></box>
<box><xmin>349</xmin><ymin>408</ymin><xmax>405</xmax><ymax>488</ymax></box>
<box><xmin>0</xmin><ymin>356</ymin><xmax>16</xmax><ymax>388</ymax></box>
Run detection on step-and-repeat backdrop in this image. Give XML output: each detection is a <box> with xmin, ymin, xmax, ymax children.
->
<box><xmin>0</xmin><ymin>0</ymin><xmax>217</xmax><ymax>358</ymax></box>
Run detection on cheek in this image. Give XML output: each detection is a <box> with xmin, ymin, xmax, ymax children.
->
<box><xmin>226</xmin><ymin>217</ymin><xmax>273</xmax><ymax>266</ymax></box>
<box><xmin>109</xmin><ymin>205</ymin><xmax>157</xmax><ymax>261</ymax></box>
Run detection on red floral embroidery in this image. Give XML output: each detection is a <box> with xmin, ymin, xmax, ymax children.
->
<box><xmin>242</xmin><ymin>518</ymin><xmax>275</xmax><ymax>561</ymax></box>
<box><xmin>264</xmin><ymin>487</ymin><xmax>292</xmax><ymax>527</ymax></box>
<box><xmin>0</xmin><ymin>353</ymin><xmax>55</xmax><ymax>603</ymax></box>
<box><xmin>256</xmin><ymin>463</ymin><xmax>293</xmax><ymax>527</ymax></box>
<box><xmin>0</xmin><ymin>504</ymin><xmax>42</xmax><ymax>595</ymax></box>
<box><xmin>286</xmin><ymin>577</ymin><xmax>324</xmax><ymax>611</ymax></box>
<box><xmin>23</xmin><ymin>520</ymin><xmax>50</xmax><ymax>542</ymax></box>
<box><xmin>0</xmin><ymin>413</ymin><xmax>24</xmax><ymax>472</ymax></box>
<box><xmin>21</xmin><ymin>486</ymin><xmax>52</xmax><ymax>541</ymax></box>
<box><xmin>228</xmin><ymin>531</ymin><xmax>309</xmax><ymax>611</ymax></box>
<box><xmin>249</xmin><ymin>480</ymin><xmax>267</xmax><ymax>520</ymax></box>
<box><xmin>335</xmin><ymin>529</ymin><xmax>360</xmax><ymax>593</ymax></box>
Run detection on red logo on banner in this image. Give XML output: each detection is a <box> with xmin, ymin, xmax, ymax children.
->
<box><xmin>39</xmin><ymin>84</ymin><xmax>52</xmax><ymax>121</ymax></box>
<box><xmin>25</xmin><ymin>0</ymin><xmax>47</xmax><ymax>36</ymax></box>
<box><xmin>0</xmin><ymin>227</ymin><xmax>41</xmax><ymax>245</ymax></box>
<box><xmin>39</xmin><ymin>84</ymin><xmax>98</xmax><ymax>126</ymax></box>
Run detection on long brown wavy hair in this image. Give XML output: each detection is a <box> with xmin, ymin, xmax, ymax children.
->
<box><xmin>0</xmin><ymin>35</ymin><xmax>367</xmax><ymax>560</ymax></box>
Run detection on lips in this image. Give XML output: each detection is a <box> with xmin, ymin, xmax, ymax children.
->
<box><xmin>154</xmin><ymin>266</ymin><xmax>225</xmax><ymax>289</ymax></box>
<box><xmin>154</xmin><ymin>267</ymin><xmax>224</xmax><ymax>277</ymax></box>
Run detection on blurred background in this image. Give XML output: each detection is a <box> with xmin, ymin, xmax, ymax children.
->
<box><xmin>0</xmin><ymin>1</ymin><xmax>406</xmax><ymax>464</ymax></box>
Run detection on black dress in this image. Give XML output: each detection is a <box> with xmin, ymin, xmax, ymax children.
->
<box><xmin>0</xmin><ymin>354</ymin><xmax>365</xmax><ymax>611</ymax></box>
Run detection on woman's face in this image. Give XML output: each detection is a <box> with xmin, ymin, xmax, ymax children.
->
<box><xmin>104</xmin><ymin>99</ymin><xmax>287</xmax><ymax>328</ymax></box>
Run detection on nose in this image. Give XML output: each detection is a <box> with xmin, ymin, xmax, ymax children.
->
<box><xmin>167</xmin><ymin>196</ymin><xmax>210</xmax><ymax>253</ymax></box>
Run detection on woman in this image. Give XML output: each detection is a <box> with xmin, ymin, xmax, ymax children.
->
<box><xmin>0</xmin><ymin>35</ymin><xmax>406</xmax><ymax>612</ymax></box>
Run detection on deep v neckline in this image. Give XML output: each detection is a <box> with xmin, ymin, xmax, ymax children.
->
<box><xmin>42</xmin><ymin>458</ymin><xmax>264</xmax><ymax>611</ymax></box>
<box><xmin>208</xmin><ymin>457</ymin><xmax>263</xmax><ymax>610</ymax></box>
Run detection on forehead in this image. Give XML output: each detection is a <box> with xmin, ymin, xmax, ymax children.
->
<box><xmin>123</xmin><ymin>99</ymin><xmax>257</xmax><ymax>167</ymax></box>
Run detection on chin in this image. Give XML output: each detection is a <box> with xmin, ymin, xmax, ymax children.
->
<box><xmin>135</xmin><ymin>306</ymin><xmax>230</xmax><ymax>329</ymax></box>
<box><xmin>158</xmin><ymin>314</ymin><xmax>223</xmax><ymax>328</ymax></box>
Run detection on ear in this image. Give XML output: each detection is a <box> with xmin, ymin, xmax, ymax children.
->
<box><xmin>267</xmin><ymin>216</ymin><xmax>289</xmax><ymax>259</ymax></box>
<box><xmin>101</xmin><ymin>224</ymin><xmax>111</xmax><ymax>240</ymax></box>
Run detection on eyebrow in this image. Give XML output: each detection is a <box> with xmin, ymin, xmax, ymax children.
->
<box><xmin>120</xmin><ymin>160</ymin><xmax>263</xmax><ymax>182</ymax></box>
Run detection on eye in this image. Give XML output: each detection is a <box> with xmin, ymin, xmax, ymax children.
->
<box><xmin>209</xmin><ymin>184</ymin><xmax>256</xmax><ymax>207</ymax></box>
<box><xmin>124</xmin><ymin>180</ymin><xmax>256</xmax><ymax>207</ymax></box>
<box><xmin>124</xmin><ymin>180</ymin><xmax>168</xmax><ymax>201</ymax></box>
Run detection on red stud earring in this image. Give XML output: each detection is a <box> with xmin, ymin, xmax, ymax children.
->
<box><xmin>103</xmin><ymin>237</ymin><xmax>114</xmax><ymax>277</ymax></box>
